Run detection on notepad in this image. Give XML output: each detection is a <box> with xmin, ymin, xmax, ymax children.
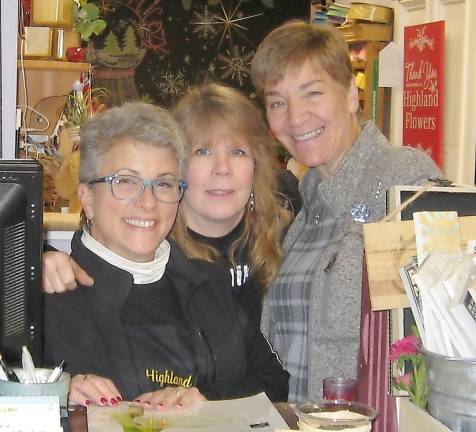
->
<box><xmin>0</xmin><ymin>395</ymin><xmax>62</xmax><ymax>432</ymax></box>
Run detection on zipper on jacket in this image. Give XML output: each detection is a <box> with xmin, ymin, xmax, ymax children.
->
<box><xmin>196</xmin><ymin>328</ymin><xmax>217</xmax><ymax>382</ymax></box>
<box><xmin>187</xmin><ymin>295</ymin><xmax>217</xmax><ymax>384</ymax></box>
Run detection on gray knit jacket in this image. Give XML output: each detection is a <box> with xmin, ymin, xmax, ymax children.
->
<box><xmin>262</xmin><ymin>121</ymin><xmax>442</xmax><ymax>401</ymax></box>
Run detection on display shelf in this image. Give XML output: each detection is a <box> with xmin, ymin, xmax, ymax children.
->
<box><xmin>17</xmin><ymin>60</ymin><xmax>91</xmax><ymax>136</ymax></box>
<box><xmin>17</xmin><ymin>59</ymin><xmax>90</xmax><ymax>72</ymax></box>
<box><xmin>347</xmin><ymin>40</ymin><xmax>388</xmax><ymax>132</ymax></box>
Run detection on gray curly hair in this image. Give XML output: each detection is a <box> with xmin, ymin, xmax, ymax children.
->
<box><xmin>79</xmin><ymin>102</ymin><xmax>188</xmax><ymax>183</ymax></box>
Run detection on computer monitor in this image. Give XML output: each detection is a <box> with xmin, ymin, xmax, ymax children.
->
<box><xmin>0</xmin><ymin>159</ymin><xmax>43</xmax><ymax>366</ymax></box>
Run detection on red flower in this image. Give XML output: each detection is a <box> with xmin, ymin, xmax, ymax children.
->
<box><xmin>395</xmin><ymin>373</ymin><xmax>412</xmax><ymax>387</ymax></box>
<box><xmin>390</xmin><ymin>335</ymin><xmax>420</xmax><ymax>362</ymax></box>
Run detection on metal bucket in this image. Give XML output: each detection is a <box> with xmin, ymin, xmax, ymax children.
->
<box><xmin>424</xmin><ymin>349</ymin><xmax>476</xmax><ymax>432</ymax></box>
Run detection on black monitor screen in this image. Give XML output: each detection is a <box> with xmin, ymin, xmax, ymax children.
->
<box><xmin>0</xmin><ymin>159</ymin><xmax>43</xmax><ymax>365</ymax></box>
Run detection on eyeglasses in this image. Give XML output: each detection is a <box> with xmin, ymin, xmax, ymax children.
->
<box><xmin>89</xmin><ymin>174</ymin><xmax>188</xmax><ymax>204</ymax></box>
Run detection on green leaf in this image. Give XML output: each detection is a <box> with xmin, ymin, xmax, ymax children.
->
<box><xmin>81</xmin><ymin>3</ymin><xmax>100</xmax><ymax>21</ymax></box>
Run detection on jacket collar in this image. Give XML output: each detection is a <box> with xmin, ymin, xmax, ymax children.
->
<box><xmin>71</xmin><ymin>230</ymin><xmax>210</xmax><ymax>298</ymax></box>
<box><xmin>301</xmin><ymin>121</ymin><xmax>382</xmax><ymax>218</ymax></box>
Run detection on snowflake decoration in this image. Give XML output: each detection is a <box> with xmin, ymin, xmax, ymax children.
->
<box><xmin>208</xmin><ymin>62</ymin><xmax>216</xmax><ymax>73</ymax></box>
<box><xmin>409</xmin><ymin>27</ymin><xmax>434</xmax><ymax>52</ymax></box>
<box><xmin>192</xmin><ymin>1</ymin><xmax>263</xmax><ymax>52</ymax></box>
<box><xmin>192</xmin><ymin>6</ymin><xmax>219</xmax><ymax>40</ymax></box>
<box><xmin>157</xmin><ymin>69</ymin><xmax>186</xmax><ymax>98</ymax></box>
<box><xmin>214</xmin><ymin>1</ymin><xmax>263</xmax><ymax>50</ymax></box>
<box><xmin>218</xmin><ymin>46</ymin><xmax>254</xmax><ymax>87</ymax></box>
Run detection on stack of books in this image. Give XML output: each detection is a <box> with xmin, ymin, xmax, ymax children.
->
<box><xmin>311</xmin><ymin>1</ymin><xmax>350</xmax><ymax>26</ymax></box>
<box><xmin>340</xmin><ymin>1</ymin><xmax>394</xmax><ymax>43</ymax></box>
<box><xmin>310</xmin><ymin>1</ymin><xmax>329</xmax><ymax>24</ymax></box>
<box><xmin>327</xmin><ymin>3</ymin><xmax>350</xmax><ymax>26</ymax></box>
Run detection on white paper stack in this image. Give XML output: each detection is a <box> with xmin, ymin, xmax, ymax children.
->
<box><xmin>398</xmin><ymin>211</ymin><xmax>476</xmax><ymax>358</ymax></box>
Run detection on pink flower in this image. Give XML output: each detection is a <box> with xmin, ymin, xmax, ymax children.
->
<box><xmin>395</xmin><ymin>373</ymin><xmax>412</xmax><ymax>387</ymax></box>
<box><xmin>390</xmin><ymin>335</ymin><xmax>420</xmax><ymax>362</ymax></box>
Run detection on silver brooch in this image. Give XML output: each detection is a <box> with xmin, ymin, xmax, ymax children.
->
<box><xmin>351</xmin><ymin>202</ymin><xmax>371</xmax><ymax>223</ymax></box>
<box><xmin>374</xmin><ymin>181</ymin><xmax>383</xmax><ymax>200</ymax></box>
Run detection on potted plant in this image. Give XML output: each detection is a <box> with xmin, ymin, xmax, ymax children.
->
<box><xmin>74</xmin><ymin>0</ymin><xmax>107</xmax><ymax>42</ymax></box>
<box><xmin>56</xmin><ymin>80</ymin><xmax>108</xmax><ymax>211</ymax></box>
<box><xmin>61</xmin><ymin>80</ymin><xmax>108</xmax><ymax>145</ymax></box>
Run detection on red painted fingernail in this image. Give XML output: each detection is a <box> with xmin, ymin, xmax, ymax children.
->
<box><xmin>100</xmin><ymin>397</ymin><xmax>107</xmax><ymax>404</ymax></box>
<box><xmin>116</xmin><ymin>395</ymin><xmax>122</xmax><ymax>402</ymax></box>
<box><xmin>110</xmin><ymin>398</ymin><xmax>117</xmax><ymax>405</ymax></box>
<box><xmin>85</xmin><ymin>400</ymin><xmax>92</xmax><ymax>406</ymax></box>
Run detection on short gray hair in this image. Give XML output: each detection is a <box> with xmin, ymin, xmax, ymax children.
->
<box><xmin>79</xmin><ymin>102</ymin><xmax>187</xmax><ymax>183</ymax></box>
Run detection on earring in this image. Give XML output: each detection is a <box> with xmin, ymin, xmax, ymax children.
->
<box><xmin>248</xmin><ymin>190</ymin><xmax>255</xmax><ymax>213</ymax></box>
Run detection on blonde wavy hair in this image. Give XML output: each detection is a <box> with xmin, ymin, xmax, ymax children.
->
<box><xmin>171</xmin><ymin>83</ymin><xmax>291</xmax><ymax>290</ymax></box>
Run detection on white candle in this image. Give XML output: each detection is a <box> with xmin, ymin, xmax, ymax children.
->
<box><xmin>298</xmin><ymin>410</ymin><xmax>371</xmax><ymax>432</ymax></box>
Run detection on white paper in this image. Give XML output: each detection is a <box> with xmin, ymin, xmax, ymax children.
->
<box><xmin>378</xmin><ymin>42</ymin><xmax>403</xmax><ymax>88</ymax></box>
<box><xmin>415</xmin><ymin>252</ymin><xmax>476</xmax><ymax>357</ymax></box>
<box><xmin>87</xmin><ymin>392</ymin><xmax>289</xmax><ymax>432</ymax></box>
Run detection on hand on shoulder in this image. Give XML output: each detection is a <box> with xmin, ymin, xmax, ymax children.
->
<box><xmin>42</xmin><ymin>251</ymin><xmax>94</xmax><ymax>293</ymax></box>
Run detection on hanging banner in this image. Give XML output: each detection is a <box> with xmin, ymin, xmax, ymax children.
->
<box><xmin>403</xmin><ymin>21</ymin><xmax>445</xmax><ymax>168</ymax></box>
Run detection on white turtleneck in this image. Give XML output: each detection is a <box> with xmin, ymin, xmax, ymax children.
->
<box><xmin>81</xmin><ymin>229</ymin><xmax>170</xmax><ymax>284</ymax></box>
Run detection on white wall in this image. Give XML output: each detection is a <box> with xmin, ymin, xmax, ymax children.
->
<box><xmin>391</xmin><ymin>0</ymin><xmax>476</xmax><ymax>184</ymax></box>
<box><xmin>1</xmin><ymin>0</ymin><xmax>19</xmax><ymax>159</ymax></box>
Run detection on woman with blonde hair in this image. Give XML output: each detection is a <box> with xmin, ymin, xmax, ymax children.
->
<box><xmin>43</xmin><ymin>83</ymin><xmax>295</xmax><ymax>326</ymax></box>
<box><xmin>171</xmin><ymin>83</ymin><xmax>292</xmax><ymax>323</ymax></box>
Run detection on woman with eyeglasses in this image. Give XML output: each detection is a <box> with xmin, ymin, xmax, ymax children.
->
<box><xmin>43</xmin><ymin>83</ymin><xmax>299</xmax><ymax>328</ymax></box>
<box><xmin>44</xmin><ymin>102</ymin><xmax>289</xmax><ymax>409</ymax></box>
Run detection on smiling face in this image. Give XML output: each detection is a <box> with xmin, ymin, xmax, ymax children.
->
<box><xmin>78</xmin><ymin>140</ymin><xmax>180</xmax><ymax>262</ymax></box>
<box><xmin>181</xmin><ymin>133</ymin><xmax>255</xmax><ymax>238</ymax></box>
<box><xmin>264</xmin><ymin>59</ymin><xmax>359</xmax><ymax>179</ymax></box>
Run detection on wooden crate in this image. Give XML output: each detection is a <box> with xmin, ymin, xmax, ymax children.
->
<box><xmin>363</xmin><ymin>215</ymin><xmax>476</xmax><ymax>311</ymax></box>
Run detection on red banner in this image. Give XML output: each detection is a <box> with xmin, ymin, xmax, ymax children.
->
<box><xmin>403</xmin><ymin>21</ymin><xmax>445</xmax><ymax>168</ymax></box>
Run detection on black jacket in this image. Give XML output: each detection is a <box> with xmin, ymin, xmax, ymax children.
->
<box><xmin>45</xmin><ymin>231</ymin><xmax>289</xmax><ymax>402</ymax></box>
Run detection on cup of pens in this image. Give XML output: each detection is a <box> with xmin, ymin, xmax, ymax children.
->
<box><xmin>0</xmin><ymin>347</ymin><xmax>70</xmax><ymax>414</ymax></box>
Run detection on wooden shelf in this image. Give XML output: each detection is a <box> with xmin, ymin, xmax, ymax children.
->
<box><xmin>44</xmin><ymin>212</ymin><xmax>80</xmax><ymax>231</ymax></box>
<box><xmin>351</xmin><ymin>58</ymin><xmax>366</xmax><ymax>71</ymax></box>
<box><xmin>17</xmin><ymin>60</ymin><xmax>90</xmax><ymax>72</ymax></box>
<box><xmin>17</xmin><ymin>61</ymin><xmax>91</xmax><ymax>136</ymax></box>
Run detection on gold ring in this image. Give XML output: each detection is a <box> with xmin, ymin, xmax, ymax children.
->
<box><xmin>175</xmin><ymin>387</ymin><xmax>182</xmax><ymax>400</ymax></box>
<box><xmin>83</xmin><ymin>374</ymin><xmax>90</xmax><ymax>381</ymax></box>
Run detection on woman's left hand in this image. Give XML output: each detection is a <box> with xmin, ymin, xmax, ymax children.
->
<box><xmin>134</xmin><ymin>386</ymin><xmax>206</xmax><ymax>409</ymax></box>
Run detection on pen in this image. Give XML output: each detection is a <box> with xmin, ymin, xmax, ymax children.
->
<box><xmin>47</xmin><ymin>360</ymin><xmax>65</xmax><ymax>383</ymax></box>
<box><xmin>6</xmin><ymin>369</ymin><xmax>20</xmax><ymax>382</ymax></box>
<box><xmin>0</xmin><ymin>354</ymin><xmax>9</xmax><ymax>381</ymax></box>
<box><xmin>21</xmin><ymin>345</ymin><xmax>38</xmax><ymax>383</ymax></box>
<box><xmin>0</xmin><ymin>354</ymin><xmax>21</xmax><ymax>382</ymax></box>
